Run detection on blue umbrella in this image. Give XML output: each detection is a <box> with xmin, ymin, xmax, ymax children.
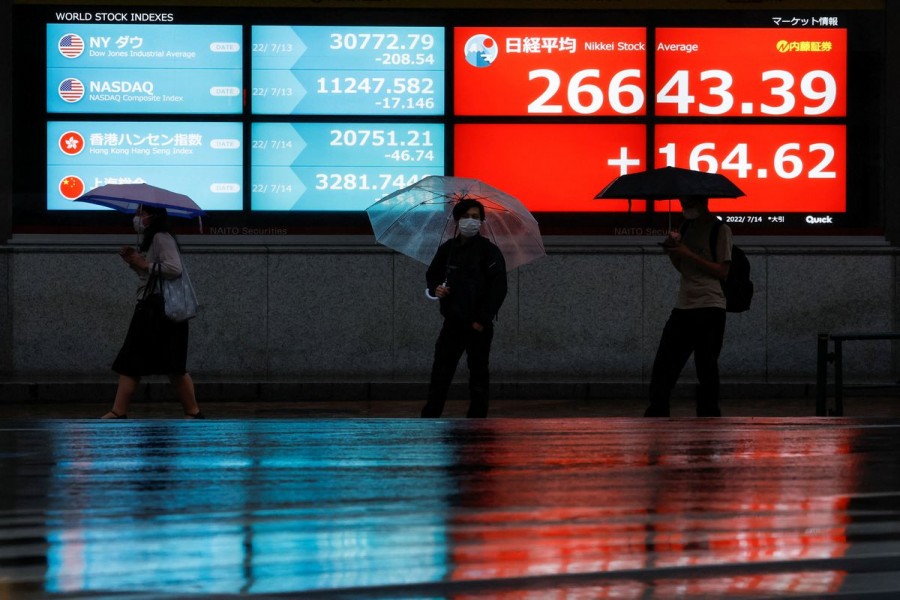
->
<box><xmin>75</xmin><ymin>182</ymin><xmax>205</xmax><ymax>219</ymax></box>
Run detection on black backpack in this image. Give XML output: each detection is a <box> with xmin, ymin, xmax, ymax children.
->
<box><xmin>681</xmin><ymin>219</ymin><xmax>753</xmax><ymax>313</ymax></box>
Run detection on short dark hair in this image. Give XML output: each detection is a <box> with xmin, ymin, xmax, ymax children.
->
<box><xmin>140</xmin><ymin>204</ymin><xmax>169</xmax><ymax>220</ymax></box>
<box><xmin>452</xmin><ymin>198</ymin><xmax>485</xmax><ymax>221</ymax></box>
<box><xmin>138</xmin><ymin>204</ymin><xmax>172</xmax><ymax>252</ymax></box>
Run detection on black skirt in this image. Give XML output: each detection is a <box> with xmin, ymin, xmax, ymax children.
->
<box><xmin>112</xmin><ymin>302</ymin><xmax>189</xmax><ymax>377</ymax></box>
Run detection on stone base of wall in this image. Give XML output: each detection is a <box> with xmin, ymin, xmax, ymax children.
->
<box><xmin>0</xmin><ymin>378</ymin><xmax>822</xmax><ymax>404</ymax></box>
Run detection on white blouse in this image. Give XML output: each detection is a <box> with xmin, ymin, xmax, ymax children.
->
<box><xmin>135</xmin><ymin>232</ymin><xmax>183</xmax><ymax>299</ymax></box>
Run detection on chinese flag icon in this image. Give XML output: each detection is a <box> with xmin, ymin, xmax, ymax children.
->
<box><xmin>59</xmin><ymin>176</ymin><xmax>85</xmax><ymax>200</ymax></box>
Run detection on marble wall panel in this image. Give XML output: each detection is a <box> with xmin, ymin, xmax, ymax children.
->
<box><xmin>11</xmin><ymin>249</ymin><xmax>130</xmax><ymax>375</ymax></box>
<box><xmin>767</xmin><ymin>252</ymin><xmax>894</xmax><ymax>380</ymax></box>
<box><xmin>4</xmin><ymin>245</ymin><xmax>898</xmax><ymax>390</ymax></box>
<box><xmin>266</xmin><ymin>250</ymin><xmax>394</xmax><ymax>378</ymax></box>
<box><xmin>184</xmin><ymin>249</ymin><xmax>269</xmax><ymax>377</ymax></box>
<box><xmin>518</xmin><ymin>251</ymin><xmax>643</xmax><ymax>379</ymax></box>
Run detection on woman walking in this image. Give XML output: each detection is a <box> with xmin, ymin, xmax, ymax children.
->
<box><xmin>102</xmin><ymin>204</ymin><xmax>203</xmax><ymax>419</ymax></box>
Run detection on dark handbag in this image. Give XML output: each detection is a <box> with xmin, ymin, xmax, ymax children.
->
<box><xmin>134</xmin><ymin>264</ymin><xmax>167</xmax><ymax>343</ymax></box>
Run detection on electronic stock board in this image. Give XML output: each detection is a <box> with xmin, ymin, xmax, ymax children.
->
<box><xmin>12</xmin><ymin>4</ymin><xmax>884</xmax><ymax>234</ymax></box>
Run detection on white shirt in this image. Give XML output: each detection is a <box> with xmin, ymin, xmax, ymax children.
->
<box><xmin>675</xmin><ymin>216</ymin><xmax>733</xmax><ymax>310</ymax></box>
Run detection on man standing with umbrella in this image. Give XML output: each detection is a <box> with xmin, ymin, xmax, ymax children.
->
<box><xmin>366</xmin><ymin>176</ymin><xmax>543</xmax><ymax>416</ymax></box>
<box><xmin>421</xmin><ymin>199</ymin><xmax>507</xmax><ymax>418</ymax></box>
<box><xmin>646</xmin><ymin>195</ymin><xmax>733</xmax><ymax>417</ymax></box>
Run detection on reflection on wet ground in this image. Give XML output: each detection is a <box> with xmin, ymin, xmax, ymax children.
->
<box><xmin>2</xmin><ymin>418</ymin><xmax>899</xmax><ymax>599</ymax></box>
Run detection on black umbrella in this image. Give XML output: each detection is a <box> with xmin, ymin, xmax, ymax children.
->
<box><xmin>595</xmin><ymin>166</ymin><xmax>745</xmax><ymax>229</ymax></box>
<box><xmin>595</xmin><ymin>166</ymin><xmax>745</xmax><ymax>201</ymax></box>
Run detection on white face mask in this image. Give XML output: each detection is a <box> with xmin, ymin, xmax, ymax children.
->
<box><xmin>682</xmin><ymin>208</ymin><xmax>700</xmax><ymax>220</ymax></box>
<box><xmin>458</xmin><ymin>217</ymin><xmax>482</xmax><ymax>237</ymax></box>
<box><xmin>132</xmin><ymin>215</ymin><xmax>146</xmax><ymax>233</ymax></box>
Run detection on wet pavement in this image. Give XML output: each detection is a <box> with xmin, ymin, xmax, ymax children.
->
<box><xmin>2</xmin><ymin>413</ymin><xmax>900</xmax><ymax>599</ymax></box>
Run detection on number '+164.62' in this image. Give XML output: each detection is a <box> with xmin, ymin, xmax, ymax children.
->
<box><xmin>659</xmin><ymin>142</ymin><xmax>837</xmax><ymax>179</ymax></box>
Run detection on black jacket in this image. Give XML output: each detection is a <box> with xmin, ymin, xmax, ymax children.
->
<box><xmin>426</xmin><ymin>235</ymin><xmax>507</xmax><ymax>325</ymax></box>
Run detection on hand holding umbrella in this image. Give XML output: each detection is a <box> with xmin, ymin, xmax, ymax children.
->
<box><xmin>119</xmin><ymin>245</ymin><xmax>149</xmax><ymax>272</ymax></box>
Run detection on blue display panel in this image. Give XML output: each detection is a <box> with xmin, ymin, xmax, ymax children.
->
<box><xmin>251</xmin><ymin>26</ymin><xmax>444</xmax><ymax>115</ymax></box>
<box><xmin>47</xmin><ymin>24</ymin><xmax>242</xmax><ymax>114</ymax></box>
<box><xmin>48</xmin><ymin>121</ymin><xmax>243</xmax><ymax>211</ymax></box>
<box><xmin>251</xmin><ymin>123</ymin><xmax>444</xmax><ymax>210</ymax></box>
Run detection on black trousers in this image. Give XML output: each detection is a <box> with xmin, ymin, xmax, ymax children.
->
<box><xmin>422</xmin><ymin>319</ymin><xmax>494</xmax><ymax>418</ymax></box>
<box><xmin>647</xmin><ymin>307</ymin><xmax>727</xmax><ymax>417</ymax></box>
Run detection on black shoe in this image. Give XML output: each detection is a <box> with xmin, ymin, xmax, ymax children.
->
<box><xmin>420</xmin><ymin>403</ymin><xmax>443</xmax><ymax>418</ymax></box>
<box><xmin>643</xmin><ymin>405</ymin><xmax>670</xmax><ymax>417</ymax></box>
<box><xmin>185</xmin><ymin>411</ymin><xmax>205</xmax><ymax>419</ymax></box>
<box><xmin>697</xmin><ymin>407</ymin><xmax>722</xmax><ymax>417</ymax></box>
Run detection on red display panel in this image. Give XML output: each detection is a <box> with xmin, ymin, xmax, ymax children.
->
<box><xmin>653</xmin><ymin>124</ymin><xmax>846</xmax><ymax>214</ymax></box>
<box><xmin>655</xmin><ymin>28</ymin><xmax>846</xmax><ymax>118</ymax></box>
<box><xmin>454</xmin><ymin>124</ymin><xmax>645</xmax><ymax>212</ymax></box>
<box><xmin>455</xmin><ymin>27</ymin><xmax>647</xmax><ymax>116</ymax></box>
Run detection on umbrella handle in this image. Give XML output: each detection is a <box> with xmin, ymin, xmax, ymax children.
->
<box><xmin>425</xmin><ymin>279</ymin><xmax>448</xmax><ymax>301</ymax></box>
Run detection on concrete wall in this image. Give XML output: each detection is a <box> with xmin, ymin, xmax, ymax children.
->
<box><xmin>2</xmin><ymin>241</ymin><xmax>896</xmax><ymax>399</ymax></box>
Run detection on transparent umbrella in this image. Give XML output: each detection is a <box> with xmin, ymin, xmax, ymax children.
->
<box><xmin>366</xmin><ymin>176</ymin><xmax>546</xmax><ymax>272</ymax></box>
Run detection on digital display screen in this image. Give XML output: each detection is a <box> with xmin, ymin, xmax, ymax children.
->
<box><xmin>10</xmin><ymin>5</ymin><xmax>884</xmax><ymax>235</ymax></box>
<box><xmin>251</xmin><ymin>123</ymin><xmax>444</xmax><ymax>210</ymax></box>
<box><xmin>455</xmin><ymin>124</ymin><xmax>645</xmax><ymax>212</ymax></box>
<box><xmin>252</xmin><ymin>26</ymin><xmax>444</xmax><ymax>115</ymax></box>
<box><xmin>655</xmin><ymin>28</ymin><xmax>846</xmax><ymax>118</ymax></box>
<box><xmin>454</xmin><ymin>27</ymin><xmax>647</xmax><ymax>116</ymax></box>
<box><xmin>456</xmin><ymin>121</ymin><xmax>847</xmax><ymax>220</ymax></box>
<box><xmin>653</xmin><ymin>124</ymin><xmax>846</xmax><ymax>215</ymax></box>
<box><xmin>450</xmin><ymin>23</ymin><xmax>858</xmax><ymax>231</ymax></box>
<box><xmin>48</xmin><ymin>121</ymin><xmax>244</xmax><ymax>211</ymax></box>
<box><xmin>47</xmin><ymin>24</ymin><xmax>242</xmax><ymax>114</ymax></box>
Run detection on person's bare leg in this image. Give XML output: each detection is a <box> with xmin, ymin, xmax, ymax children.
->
<box><xmin>170</xmin><ymin>372</ymin><xmax>201</xmax><ymax>417</ymax></box>
<box><xmin>102</xmin><ymin>374</ymin><xmax>139</xmax><ymax>418</ymax></box>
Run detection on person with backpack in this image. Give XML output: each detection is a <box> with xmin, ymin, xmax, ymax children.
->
<box><xmin>645</xmin><ymin>195</ymin><xmax>733</xmax><ymax>417</ymax></box>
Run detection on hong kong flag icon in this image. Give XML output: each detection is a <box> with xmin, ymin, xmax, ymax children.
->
<box><xmin>59</xmin><ymin>131</ymin><xmax>85</xmax><ymax>156</ymax></box>
<box><xmin>59</xmin><ymin>176</ymin><xmax>85</xmax><ymax>200</ymax></box>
